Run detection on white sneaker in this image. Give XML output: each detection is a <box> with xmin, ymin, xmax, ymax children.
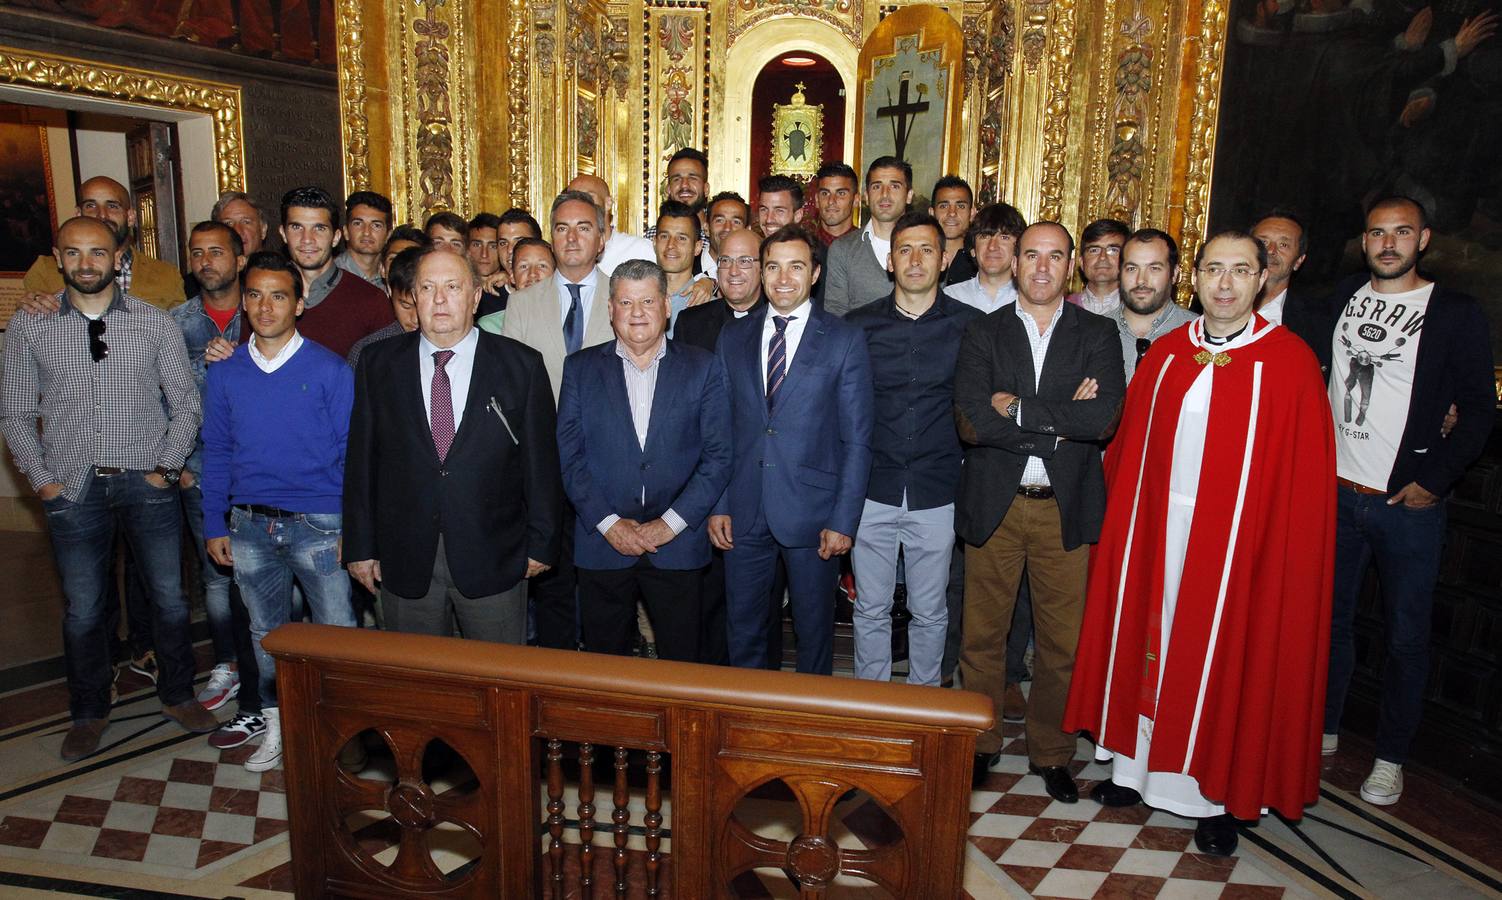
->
<box><xmin>1321</xmin><ymin>733</ymin><xmax>1339</xmax><ymax>756</ymax></box>
<box><xmin>245</xmin><ymin>707</ymin><xmax>282</xmax><ymax>772</ymax></box>
<box><xmin>1360</xmin><ymin>759</ymin><xmax>1403</xmax><ymax>805</ymax></box>
<box><xmin>196</xmin><ymin>663</ymin><xmax>240</xmax><ymax>711</ymax></box>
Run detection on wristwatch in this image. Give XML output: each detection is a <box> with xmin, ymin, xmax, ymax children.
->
<box><xmin>1005</xmin><ymin>398</ymin><xmax>1021</xmax><ymax>420</ymax></box>
<box><xmin>153</xmin><ymin>466</ymin><xmax>182</xmax><ymax>486</ymax></box>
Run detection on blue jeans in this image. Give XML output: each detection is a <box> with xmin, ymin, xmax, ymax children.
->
<box><xmin>182</xmin><ymin>485</ymin><xmax>262</xmax><ymax>713</ymax></box>
<box><xmin>44</xmin><ymin>470</ymin><xmax>197</xmax><ymax>721</ymax></box>
<box><xmin>1324</xmin><ymin>486</ymin><xmax>1447</xmax><ymax>764</ymax></box>
<box><xmin>228</xmin><ymin>508</ymin><xmax>355</xmax><ymax>706</ymax></box>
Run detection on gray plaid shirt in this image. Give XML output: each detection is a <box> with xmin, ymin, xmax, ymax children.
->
<box><xmin>2</xmin><ymin>288</ymin><xmax>201</xmax><ymax>502</ymax></box>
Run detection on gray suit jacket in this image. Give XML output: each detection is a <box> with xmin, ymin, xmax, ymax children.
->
<box><xmin>500</xmin><ymin>269</ymin><xmax>615</xmax><ymax>401</ymax></box>
<box><xmin>823</xmin><ymin>228</ymin><xmax>894</xmax><ymax>317</ymax></box>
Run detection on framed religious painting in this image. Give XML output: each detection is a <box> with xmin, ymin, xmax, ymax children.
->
<box><xmin>0</xmin><ymin>121</ymin><xmax>59</xmax><ymax>324</ymax></box>
<box><xmin>1206</xmin><ymin>0</ymin><xmax>1502</xmax><ymax>397</ymax></box>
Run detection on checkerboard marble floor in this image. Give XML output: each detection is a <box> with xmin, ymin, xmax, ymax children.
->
<box><xmin>4</xmin><ymin>675</ymin><xmax>1502</xmax><ymax>897</ymax></box>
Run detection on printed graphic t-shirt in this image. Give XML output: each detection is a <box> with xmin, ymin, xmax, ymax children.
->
<box><xmin>1328</xmin><ymin>282</ymin><xmax>1433</xmax><ymax>489</ymax></box>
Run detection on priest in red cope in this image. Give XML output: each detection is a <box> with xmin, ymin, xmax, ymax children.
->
<box><xmin>1062</xmin><ymin>229</ymin><xmax>1336</xmax><ymax>857</ymax></box>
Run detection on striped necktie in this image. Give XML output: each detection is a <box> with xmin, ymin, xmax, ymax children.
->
<box><xmin>766</xmin><ymin>315</ymin><xmax>794</xmax><ymax>412</ymax></box>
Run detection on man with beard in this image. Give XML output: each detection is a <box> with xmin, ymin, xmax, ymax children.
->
<box><xmin>23</xmin><ymin>176</ymin><xmax>185</xmax><ymax>310</ymax></box>
<box><xmin>1065</xmin><ymin>229</ymin><xmax>1336</xmax><ymax>856</ymax></box>
<box><xmin>931</xmin><ymin>175</ymin><xmax>978</xmax><ymax>285</ymax></box>
<box><xmin>1111</xmin><ymin>229</ymin><xmax>1196</xmax><ymax>384</ymax></box>
<box><xmin>1065</xmin><ymin>218</ymin><xmax>1130</xmax><ymax>315</ymax></box>
<box><xmin>336</xmin><ymin>191</ymin><xmax>392</xmax><ymax>289</ymax></box>
<box><xmin>664</xmin><ymin>148</ymin><xmax>710</xmax><ymax>218</ymax></box>
<box><xmin>207</xmin><ymin>187</ymin><xmax>394</xmax><ymax>361</ymax></box>
<box><xmin>3</xmin><ymin>217</ymin><xmax>214</xmax><ymax>762</ymax></box>
<box><xmin>701</xmin><ymin>192</ymin><xmax>750</xmax><ymax>280</ymax></box>
<box><xmin>754</xmin><ymin>175</ymin><xmax>806</xmax><ymax>237</ymax></box>
<box><xmin>824</xmin><ymin>157</ymin><xmax>912</xmax><ymax>317</ymax></box>
<box><xmin>1323</xmin><ymin>196</ymin><xmax>1496</xmax><ymax>806</ymax></box>
<box><xmin>811</xmin><ymin>162</ymin><xmax>859</xmax><ymax>248</ymax></box>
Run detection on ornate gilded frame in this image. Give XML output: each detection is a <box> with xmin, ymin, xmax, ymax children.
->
<box><xmin>0</xmin><ymin>45</ymin><xmax>246</xmax><ymax>194</ymax></box>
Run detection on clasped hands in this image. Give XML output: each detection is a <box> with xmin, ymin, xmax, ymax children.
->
<box><xmin>706</xmin><ymin>515</ymin><xmax>852</xmax><ymax>560</ymax></box>
<box><xmin>604</xmin><ymin>518</ymin><xmax>678</xmax><ymax>556</ymax></box>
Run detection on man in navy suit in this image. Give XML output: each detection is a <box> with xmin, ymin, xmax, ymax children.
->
<box><xmin>709</xmin><ymin>226</ymin><xmax>874</xmax><ymax>674</ymax></box>
<box><xmin>556</xmin><ymin>259</ymin><xmax>732</xmax><ymax>662</ymax></box>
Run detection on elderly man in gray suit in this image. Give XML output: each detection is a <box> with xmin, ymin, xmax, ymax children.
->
<box><xmin>500</xmin><ymin>189</ymin><xmax>615</xmax><ymax>650</ymax></box>
<box><xmin>823</xmin><ymin>156</ymin><xmax>913</xmax><ymax>317</ymax></box>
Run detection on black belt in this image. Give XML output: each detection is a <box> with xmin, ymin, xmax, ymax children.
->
<box><xmin>235</xmin><ymin>503</ymin><xmax>301</xmax><ymax>518</ymax></box>
<box><xmin>94</xmin><ymin>466</ymin><xmax>128</xmax><ymax>476</ymax></box>
<box><xmin>1017</xmin><ymin>485</ymin><xmax>1055</xmax><ymax>500</ymax></box>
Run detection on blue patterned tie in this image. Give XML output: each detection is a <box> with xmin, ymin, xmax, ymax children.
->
<box><xmin>766</xmin><ymin>315</ymin><xmax>793</xmax><ymax>413</ymax></box>
<box><xmin>563</xmin><ymin>282</ymin><xmax>584</xmax><ymax>355</ymax></box>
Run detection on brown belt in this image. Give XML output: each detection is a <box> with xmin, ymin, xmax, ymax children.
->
<box><xmin>1017</xmin><ymin>485</ymin><xmax>1055</xmax><ymax>500</ymax></box>
<box><xmin>1337</xmin><ymin>477</ymin><xmax>1386</xmax><ymax>496</ymax></box>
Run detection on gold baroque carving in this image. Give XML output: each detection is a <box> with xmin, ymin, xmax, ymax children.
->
<box><xmin>535</xmin><ymin>0</ymin><xmax>558</xmax><ymax>78</ymax></box>
<box><xmin>728</xmin><ymin>0</ymin><xmax>861</xmax><ymax>49</ymax></box>
<box><xmin>1021</xmin><ymin>0</ymin><xmax>1049</xmax><ymax>73</ymax></box>
<box><xmin>1178</xmin><ymin>0</ymin><xmax>1229</xmax><ymax>298</ymax></box>
<box><xmin>508</xmin><ymin>0</ymin><xmax>532</xmax><ymax>208</ymax></box>
<box><xmin>1037</xmin><ymin>0</ymin><xmax>1076</xmax><ymax>221</ymax></box>
<box><xmin>413</xmin><ymin>0</ymin><xmax>456</xmax><ymax>212</ymax></box>
<box><xmin>0</xmin><ymin>45</ymin><xmax>246</xmax><ymax>193</ymax></box>
<box><xmin>1104</xmin><ymin>3</ymin><xmax>1152</xmax><ymax>222</ymax></box>
<box><xmin>605</xmin><ymin>15</ymin><xmax>631</xmax><ymax>97</ymax></box>
<box><xmin>336</xmin><ymin>0</ymin><xmax>371</xmax><ymax>190</ymax></box>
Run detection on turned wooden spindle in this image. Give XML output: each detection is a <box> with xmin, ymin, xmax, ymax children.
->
<box><xmin>644</xmin><ymin>750</ymin><xmax>663</xmax><ymax>898</ymax></box>
<box><xmin>546</xmin><ymin>738</ymin><xmax>565</xmax><ymax>897</ymax></box>
<box><xmin>578</xmin><ymin>741</ymin><xmax>596</xmax><ymax>897</ymax></box>
<box><xmin>613</xmin><ymin>746</ymin><xmax>630</xmax><ymax>897</ymax></box>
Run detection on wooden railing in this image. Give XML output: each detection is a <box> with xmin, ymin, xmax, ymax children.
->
<box><xmin>264</xmin><ymin>623</ymin><xmax>992</xmax><ymax>898</ymax></box>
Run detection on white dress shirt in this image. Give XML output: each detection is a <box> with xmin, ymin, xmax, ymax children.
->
<box><xmin>760</xmin><ymin>299</ymin><xmax>813</xmax><ymax>392</ymax></box>
<box><xmin>701</xmin><ymin>246</ymin><xmax>718</xmax><ymax>281</ymax></box>
<box><xmin>554</xmin><ymin>268</ymin><xmax>601</xmax><ymax>328</ymax></box>
<box><xmin>419</xmin><ymin>326</ymin><xmax>479</xmax><ymax>432</ymax></box>
<box><xmin>248</xmin><ymin>331</ymin><xmax>304</xmax><ymax>374</ymax></box>
<box><xmin>1014</xmin><ymin>301</ymin><xmax>1064</xmax><ymax>486</ymax></box>
<box><xmin>1257</xmin><ymin>288</ymin><xmax>1287</xmax><ymax>325</ymax></box>
<box><xmin>597</xmin><ymin>230</ymin><xmax>655</xmax><ymax>276</ymax></box>
<box><xmin>1076</xmin><ymin>287</ymin><xmax>1121</xmax><ymax>316</ymax></box>
<box><xmin>863</xmin><ymin>220</ymin><xmax>891</xmax><ymax>268</ymax></box>
<box><xmin>949</xmin><ymin>275</ymin><xmax>1018</xmax><ymax>315</ymax></box>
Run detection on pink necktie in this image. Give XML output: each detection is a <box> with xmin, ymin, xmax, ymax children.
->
<box><xmin>431</xmin><ymin>349</ymin><xmax>455</xmax><ymax>461</ymax></box>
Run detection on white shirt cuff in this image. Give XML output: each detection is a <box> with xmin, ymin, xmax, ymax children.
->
<box><xmin>597</xmin><ymin>514</ymin><xmax>622</xmax><ymax>535</ymax></box>
<box><xmin>662</xmin><ymin>508</ymin><xmax>688</xmax><ymax>535</ymax></box>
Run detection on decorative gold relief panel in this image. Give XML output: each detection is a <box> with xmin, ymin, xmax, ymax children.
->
<box><xmin>0</xmin><ymin>46</ymin><xmax>246</xmax><ymax>194</ymax></box>
<box><xmin>728</xmin><ymin>0</ymin><xmax>862</xmax><ymax>49</ymax></box>
<box><xmin>641</xmin><ymin>2</ymin><xmax>710</xmax><ymax>232</ymax></box>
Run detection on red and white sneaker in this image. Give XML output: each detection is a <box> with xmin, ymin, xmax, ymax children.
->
<box><xmin>195</xmin><ymin>663</ymin><xmax>240</xmax><ymax>711</ymax></box>
<box><xmin>209</xmin><ymin>712</ymin><xmax>266</xmax><ymax>750</ymax></box>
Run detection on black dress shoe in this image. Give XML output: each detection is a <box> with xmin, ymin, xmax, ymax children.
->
<box><xmin>1028</xmin><ymin>764</ymin><xmax>1078</xmax><ymax>803</ymax></box>
<box><xmin>1089</xmin><ymin>780</ymin><xmax>1142</xmax><ymax>807</ymax></box>
<box><xmin>1193</xmin><ymin>814</ymin><xmax>1239</xmax><ymax>856</ymax></box>
<box><xmin>972</xmin><ymin>752</ymin><xmax>1001</xmax><ymax>786</ymax></box>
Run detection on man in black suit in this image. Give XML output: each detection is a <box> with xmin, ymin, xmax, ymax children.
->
<box><xmin>1251</xmin><ymin>210</ymin><xmax>1335</xmax><ymax>376</ymax></box>
<box><xmin>675</xmin><ymin>228</ymin><xmax>766</xmax><ymax>353</ymax></box>
<box><xmin>953</xmin><ymin>221</ymin><xmax>1125</xmax><ymax>801</ymax></box>
<box><xmin>344</xmin><ymin>248</ymin><xmax>562</xmax><ymax>642</ymax></box>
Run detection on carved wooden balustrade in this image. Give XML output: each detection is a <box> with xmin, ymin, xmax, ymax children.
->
<box><xmin>263</xmin><ymin>623</ymin><xmax>992</xmax><ymax>898</ymax></box>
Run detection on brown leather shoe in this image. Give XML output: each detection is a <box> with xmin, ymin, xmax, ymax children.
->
<box><xmin>60</xmin><ymin>719</ymin><xmax>108</xmax><ymax>762</ymax></box>
<box><xmin>162</xmin><ymin>700</ymin><xmax>219</xmax><ymax>733</ymax></box>
<box><xmin>1003</xmin><ymin>682</ymin><xmax>1026</xmax><ymax>721</ymax></box>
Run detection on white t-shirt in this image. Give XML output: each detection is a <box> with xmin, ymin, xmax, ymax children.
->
<box><xmin>1328</xmin><ymin>282</ymin><xmax>1433</xmax><ymax>489</ymax></box>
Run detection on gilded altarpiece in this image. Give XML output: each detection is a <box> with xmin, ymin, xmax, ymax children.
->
<box><xmin>640</xmin><ymin>4</ymin><xmax>711</xmax><ymax>232</ymax></box>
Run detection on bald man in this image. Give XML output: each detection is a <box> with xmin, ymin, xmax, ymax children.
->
<box><xmin>23</xmin><ymin>176</ymin><xmax>186</xmax><ymax>310</ymax></box>
<box><xmin>566</xmin><ymin>173</ymin><xmax>654</xmax><ymax>276</ymax></box>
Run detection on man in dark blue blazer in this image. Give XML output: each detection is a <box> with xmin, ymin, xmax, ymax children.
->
<box><xmin>709</xmin><ymin>226</ymin><xmax>875</xmax><ymax>674</ymax></box>
<box><xmin>557</xmin><ymin>259</ymin><xmax>732</xmax><ymax>662</ymax></box>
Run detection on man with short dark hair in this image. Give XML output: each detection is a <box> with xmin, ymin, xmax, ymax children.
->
<box><xmin>824</xmin><ymin>156</ymin><xmax>913</xmax><ymax>316</ymax></box>
<box><xmin>703</xmin><ymin>192</ymin><xmax>750</xmax><ymax>280</ymax></box>
<box><xmin>3</xmin><ymin>216</ymin><xmax>214</xmax><ymax>761</ymax></box>
<box><xmin>381</xmin><ymin>225</ymin><xmax>431</xmax><ymax>284</ymax></box>
<box><xmin>666</xmin><ymin>147</ymin><xmax>710</xmax><ymax>213</ymax></box>
<box><xmin>346</xmin><ymin>248</ymin><xmax>562</xmax><ymax>645</ymax></box>
<box><xmin>1066</xmin><ymin>218</ymin><xmax>1131</xmax><ymax>315</ymax></box>
<box><xmin>1113</xmin><ymin>229</ymin><xmax>1195</xmax><ymax>384</ymax></box>
<box><xmin>954</xmin><ymin>221</ymin><xmax>1124</xmax><ymax>801</ymax></box>
<box><xmin>710</xmin><ymin>226</ymin><xmax>874</xmax><ymax>674</ymax></box>
<box><xmin>337</xmin><ymin>190</ymin><xmax>393</xmax><ymax>288</ymax></box>
<box><xmin>23</xmin><ymin>175</ymin><xmax>186</xmax><ymax>311</ymax></box>
<box><xmin>201</xmin><ymin>251</ymin><xmax>358</xmax><ymax>773</ymax></box>
<box><xmin>755</xmin><ymin>175</ymin><xmax>806</xmax><ymax>237</ymax></box>
<box><xmin>484</xmin><ymin>208</ymin><xmax>545</xmax><ymax>317</ymax></box>
<box><xmin>467</xmin><ymin>212</ymin><xmax>507</xmax><ymax>315</ymax></box>
<box><xmin>1323</xmin><ymin>196</ymin><xmax>1496</xmax><ymax>806</ymax></box>
<box><xmin>1250</xmin><ymin>211</ymin><xmax>1334</xmax><ymax>373</ymax></box>
<box><xmin>425</xmin><ymin>211</ymin><xmax>469</xmax><ymax>255</ymax></box>
<box><xmin>812</xmin><ymin>162</ymin><xmax>859</xmax><ymax>247</ymax></box>
<box><xmin>558</xmin><ymin>258</ymin><xmax>731</xmax><ymax>662</ymax></box>
<box><xmin>948</xmin><ymin>202</ymin><xmax>1026</xmax><ymax>315</ymax></box>
<box><xmin>931</xmin><ymin>175</ymin><xmax>977</xmax><ymax>284</ymax></box>
<box><xmin>348</xmin><ymin>245</ymin><xmax>425</xmax><ymax>368</ymax></box>
<box><xmin>654</xmin><ymin>200</ymin><xmax>706</xmax><ymax>334</ymax></box>
<box><xmin>847</xmin><ymin>212</ymin><xmax>980</xmax><ymax>685</ymax></box>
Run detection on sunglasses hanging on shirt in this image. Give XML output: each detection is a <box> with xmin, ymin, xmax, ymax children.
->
<box><xmin>88</xmin><ymin>318</ymin><xmax>109</xmax><ymax>362</ymax></box>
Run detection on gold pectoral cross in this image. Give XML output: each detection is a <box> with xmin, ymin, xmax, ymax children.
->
<box><xmin>1193</xmin><ymin>350</ymin><xmax>1232</xmax><ymax>367</ymax></box>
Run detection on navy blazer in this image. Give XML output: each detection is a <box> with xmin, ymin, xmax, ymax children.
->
<box><xmin>713</xmin><ymin>304</ymin><xmax>875</xmax><ymax>546</ymax></box>
<box><xmin>557</xmin><ymin>338</ymin><xmax>732</xmax><ymax>570</ymax></box>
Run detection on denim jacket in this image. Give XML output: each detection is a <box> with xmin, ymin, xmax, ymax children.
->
<box><xmin>171</xmin><ymin>296</ymin><xmax>242</xmax><ymax>476</ymax></box>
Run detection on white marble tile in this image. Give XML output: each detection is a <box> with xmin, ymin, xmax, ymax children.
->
<box><xmin>1041</xmin><ymin>799</ymin><xmax>1099</xmax><ymax>821</ymax></box>
<box><xmin>968</xmin><ymin>813</ymin><xmax>1035</xmax><ymax>840</ymax></box>
<box><xmin>38</xmin><ymin>822</ymin><xmax>99</xmax><ymax>854</ymax></box>
<box><xmin>1153</xmin><ymin>879</ymin><xmax>1226</xmax><ymax>899</ymax></box>
<box><xmin>1076</xmin><ymin>821</ymin><xmax>1140</xmax><ymax>847</ymax></box>
<box><xmin>969</xmin><ymin>790</ymin><xmax>1004</xmax><ymax>812</ymax></box>
<box><xmin>143</xmin><ymin>833</ymin><xmax>200</xmax><ymax>868</ymax></box>
<box><xmin>1146</xmin><ymin>809</ymin><xmax>1199</xmax><ymax>829</ymax></box>
<box><xmin>990</xmin><ymin>754</ymin><xmax>1032</xmax><ymax>775</ymax></box>
<box><xmin>201</xmin><ymin>811</ymin><xmax>255</xmax><ymax>845</ymax></box>
<box><xmin>256</xmin><ymin>791</ymin><xmax>287</xmax><ymax>820</ymax></box>
<box><xmin>68</xmin><ymin>778</ymin><xmax>123</xmax><ymax>801</ymax></box>
<box><xmin>1032</xmin><ymin>867</ymin><xmax>1108</xmax><ymax>898</ymax></box>
<box><xmin>1112</xmin><ymin>847</ymin><xmax>1182</xmax><ymax>877</ymax></box>
<box><xmin>996</xmin><ymin>838</ymin><xmax>1069</xmax><ymax>868</ymax></box>
<box><xmin>101</xmin><ymin>801</ymin><xmax>157</xmax><ymax>832</ymax></box>
<box><xmin>212</xmin><ymin>763</ymin><xmax>264</xmax><ymax>791</ymax></box>
<box><xmin>159</xmin><ymin>782</ymin><xmax>212</xmax><ymax>810</ymax></box>
<box><xmin>1006</xmin><ymin>774</ymin><xmax>1051</xmax><ymax>797</ymax></box>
